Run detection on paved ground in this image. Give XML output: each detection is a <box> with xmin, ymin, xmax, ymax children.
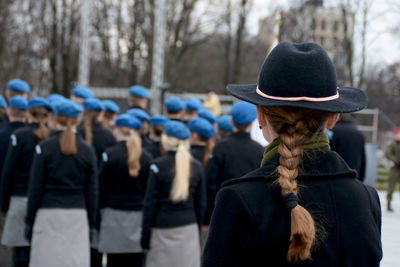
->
<box><xmin>378</xmin><ymin>191</ymin><xmax>400</xmax><ymax>267</ymax></box>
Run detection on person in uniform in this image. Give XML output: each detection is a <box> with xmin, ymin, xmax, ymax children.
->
<box><xmin>0</xmin><ymin>96</ymin><xmax>8</xmax><ymax>129</ymax></box>
<box><xmin>203</xmin><ymin>101</ymin><xmax>263</xmax><ymax>226</ymax></box>
<box><xmin>98</xmin><ymin>114</ymin><xmax>152</xmax><ymax>267</ymax></box>
<box><xmin>215</xmin><ymin>115</ymin><xmax>233</xmax><ymax>140</ymax></box>
<box><xmin>25</xmin><ymin>99</ymin><xmax>98</xmax><ymax>267</ymax></box>
<box><xmin>147</xmin><ymin>115</ymin><xmax>169</xmax><ymax>158</ymax></box>
<box><xmin>184</xmin><ymin>98</ymin><xmax>202</xmax><ymax>122</ymax></box>
<box><xmin>198</xmin><ymin>108</ymin><xmax>216</xmax><ymax>126</ymax></box>
<box><xmin>0</xmin><ymin>96</ymin><xmax>27</xmax><ymax>171</ymax></box>
<box><xmin>188</xmin><ymin>117</ymin><xmax>216</xmax><ymax>166</ymax></box>
<box><xmin>385</xmin><ymin>130</ymin><xmax>400</xmax><ymax>211</ymax></box>
<box><xmin>71</xmin><ymin>86</ymin><xmax>94</xmax><ymax>106</ymax></box>
<box><xmin>164</xmin><ymin>97</ymin><xmax>185</xmax><ymax>121</ymax></box>
<box><xmin>1</xmin><ymin>80</ymin><xmax>30</xmax><ymax>129</ymax></box>
<box><xmin>127</xmin><ymin>108</ymin><xmax>153</xmax><ymax>153</ymax></box>
<box><xmin>330</xmin><ymin>114</ymin><xmax>366</xmax><ymax>181</ymax></box>
<box><xmin>0</xmin><ymin>98</ymin><xmax>52</xmax><ymax>267</ymax></box>
<box><xmin>46</xmin><ymin>94</ymin><xmax>67</xmax><ymax>129</ymax></box>
<box><xmin>202</xmin><ymin>42</ymin><xmax>381</xmax><ymax>266</ymax></box>
<box><xmin>128</xmin><ymin>85</ymin><xmax>150</xmax><ymax>110</ymax></box>
<box><xmin>101</xmin><ymin>100</ymin><xmax>120</xmax><ymax>130</ymax></box>
<box><xmin>141</xmin><ymin>121</ymin><xmax>206</xmax><ymax>267</ymax></box>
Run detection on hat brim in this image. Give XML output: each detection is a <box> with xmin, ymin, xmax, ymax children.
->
<box><xmin>227</xmin><ymin>84</ymin><xmax>367</xmax><ymax>113</ymax></box>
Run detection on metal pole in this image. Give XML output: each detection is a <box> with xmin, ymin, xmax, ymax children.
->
<box><xmin>78</xmin><ymin>0</ymin><xmax>91</xmax><ymax>87</ymax></box>
<box><xmin>151</xmin><ymin>0</ymin><xmax>167</xmax><ymax>115</ymax></box>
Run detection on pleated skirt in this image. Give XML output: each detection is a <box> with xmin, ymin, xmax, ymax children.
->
<box><xmin>145</xmin><ymin>223</ymin><xmax>200</xmax><ymax>267</ymax></box>
<box><xmin>29</xmin><ymin>208</ymin><xmax>89</xmax><ymax>267</ymax></box>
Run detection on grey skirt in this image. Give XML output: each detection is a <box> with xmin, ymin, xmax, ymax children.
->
<box><xmin>29</xmin><ymin>208</ymin><xmax>90</xmax><ymax>267</ymax></box>
<box><xmin>145</xmin><ymin>223</ymin><xmax>200</xmax><ymax>267</ymax></box>
<box><xmin>1</xmin><ymin>196</ymin><xmax>29</xmax><ymax>247</ymax></box>
<box><xmin>98</xmin><ymin>208</ymin><xmax>143</xmax><ymax>253</ymax></box>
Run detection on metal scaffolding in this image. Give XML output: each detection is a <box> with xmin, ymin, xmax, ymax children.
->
<box><xmin>78</xmin><ymin>0</ymin><xmax>91</xmax><ymax>87</ymax></box>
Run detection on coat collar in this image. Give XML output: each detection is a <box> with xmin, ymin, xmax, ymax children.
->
<box><xmin>223</xmin><ymin>150</ymin><xmax>358</xmax><ymax>187</ymax></box>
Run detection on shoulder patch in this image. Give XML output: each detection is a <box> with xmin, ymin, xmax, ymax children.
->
<box><xmin>11</xmin><ymin>134</ymin><xmax>17</xmax><ymax>147</ymax></box>
<box><xmin>35</xmin><ymin>145</ymin><xmax>42</xmax><ymax>155</ymax></box>
<box><xmin>150</xmin><ymin>164</ymin><xmax>159</xmax><ymax>174</ymax></box>
<box><xmin>102</xmin><ymin>152</ymin><xmax>108</xmax><ymax>162</ymax></box>
<box><xmin>209</xmin><ymin>153</ymin><xmax>213</xmax><ymax>159</ymax></box>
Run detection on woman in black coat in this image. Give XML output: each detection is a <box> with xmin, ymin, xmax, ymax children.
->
<box><xmin>98</xmin><ymin>114</ymin><xmax>152</xmax><ymax>267</ymax></box>
<box><xmin>202</xmin><ymin>42</ymin><xmax>382</xmax><ymax>267</ymax></box>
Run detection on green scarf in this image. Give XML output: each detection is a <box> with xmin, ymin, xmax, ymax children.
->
<box><xmin>260</xmin><ymin>133</ymin><xmax>330</xmax><ymax>167</ymax></box>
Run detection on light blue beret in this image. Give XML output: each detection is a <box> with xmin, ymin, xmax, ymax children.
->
<box><xmin>188</xmin><ymin>117</ymin><xmax>216</xmax><ymax>139</ymax></box>
<box><xmin>165</xmin><ymin>97</ymin><xmax>185</xmax><ymax>112</ymax></box>
<box><xmin>9</xmin><ymin>96</ymin><xmax>28</xmax><ymax>110</ymax></box>
<box><xmin>83</xmin><ymin>98</ymin><xmax>105</xmax><ymax>111</ymax></box>
<box><xmin>0</xmin><ymin>96</ymin><xmax>7</xmax><ymax>109</ymax></box>
<box><xmin>129</xmin><ymin>85</ymin><xmax>150</xmax><ymax>99</ymax></box>
<box><xmin>115</xmin><ymin>114</ymin><xmax>142</xmax><ymax>130</ymax></box>
<box><xmin>164</xmin><ymin>121</ymin><xmax>191</xmax><ymax>140</ymax></box>
<box><xmin>198</xmin><ymin>108</ymin><xmax>216</xmax><ymax>124</ymax></box>
<box><xmin>231</xmin><ymin>101</ymin><xmax>257</xmax><ymax>125</ymax></box>
<box><xmin>47</xmin><ymin>94</ymin><xmax>66</xmax><ymax>104</ymax></box>
<box><xmin>102</xmin><ymin>100</ymin><xmax>120</xmax><ymax>113</ymax></box>
<box><xmin>55</xmin><ymin>99</ymin><xmax>83</xmax><ymax>118</ymax></box>
<box><xmin>185</xmin><ymin>98</ymin><xmax>203</xmax><ymax>111</ymax></box>
<box><xmin>150</xmin><ymin>115</ymin><xmax>169</xmax><ymax>126</ymax></box>
<box><xmin>217</xmin><ymin>115</ymin><xmax>234</xmax><ymax>132</ymax></box>
<box><xmin>28</xmin><ymin>97</ymin><xmax>53</xmax><ymax>111</ymax></box>
<box><xmin>72</xmin><ymin>86</ymin><xmax>94</xmax><ymax>99</ymax></box>
<box><xmin>7</xmin><ymin>79</ymin><xmax>30</xmax><ymax>93</ymax></box>
<box><xmin>127</xmin><ymin>108</ymin><xmax>150</xmax><ymax>122</ymax></box>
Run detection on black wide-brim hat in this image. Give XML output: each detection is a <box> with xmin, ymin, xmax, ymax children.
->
<box><xmin>227</xmin><ymin>42</ymin><xmax>367</xmax><ymax>113</ymax></box>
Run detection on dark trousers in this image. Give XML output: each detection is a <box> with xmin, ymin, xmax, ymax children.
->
<box><xmin>13</xmin><ymin>247</ymin><xmax>30</xmax><ymax>267</ymax></box>
<box><xmin>107</xmin><ymin>253</ymin><xmax>143</xmax><ymax>267</ymax></box>
<box><xmin>91</xmin><ymin>248</ymin><xmax>103</xmax><ymax>267</ymax></box>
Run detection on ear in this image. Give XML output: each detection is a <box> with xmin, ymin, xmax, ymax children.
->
<box><xmin>326</xmin><ymin>113</ymin><xmax>339</xmax><ymax>130</ymax></box>
<box><xmin>256</xmin><ymin>106</ymin><xmax>265</xmax><ymax>127</ymax></box>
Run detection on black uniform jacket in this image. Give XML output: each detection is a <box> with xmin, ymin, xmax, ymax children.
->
<box><xmin>145</xmin><ymin>139</ymin><xmax>162</xmax><ymax>159</ymax></box>
<box><xmin>204</xmin><ymin>131</ymin><xmax>264</xmax><ymax>224</ymax></box>
<box><xmin>1</xmin><ymin>123</ymin><xmax>41</xmax><ymax>212</ymax></box>
<box><xmin>0</xmin><ymin>113</ymin><xmax>9</xmax><ymax>128</ymax></box>
<box><xmin>26</xmin><ymin>132</ymin><xmax>98</xmax><ymax>229</ymax></box>
<box><xmin>191</xmin><ymin>144</ymin><xmax>206</xmax><ymax>164</ymax></box>
<box><xmin>0</xmin><ymin>121</ymin><xmax>25</xmax><ymax>172</ymax></box>
<box><xmin>141</xmin><ymin>151</ymin><xmax>206</xmax><ymax>245</ymax></box>
<box><xmin>202</xmin><ymin>150</ymin><xmax>382</xmax><ymax>267</ymax></box>
<box><xmin>331</xmin><ymin>119</ymin><xmax>366</xmax><ymax>181</ymax></box>
<box><xmin>78</xmin><ymin>122</ymin><xmax>117</xmax><ymax>164</ymax></box>
<box><xmin>99</xmin><ymin>141</ymin><xmax>153</xmax><ymax>210</ymax></box>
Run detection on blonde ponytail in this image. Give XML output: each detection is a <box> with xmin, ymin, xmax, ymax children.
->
<box><xmin>263</xmin><ymin>107</ymin><xmax>329</xmax><ymax>263</ymax></box>
<box><xmin>58</xmin><ymin>115</ymin><xmax>78</xmax><ymax>155</ymax></box>
<box><xmin>161</xmin><ymin>134</ymin><xmax>191</xmax><ymax>202</ymax></box>
<box><xmin>126</xmin><ymin>131</ymin><xmax>142</xmax><ymax>177</ymax></box>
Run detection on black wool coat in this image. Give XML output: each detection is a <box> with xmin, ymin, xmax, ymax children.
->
<box><xmin>0</xmin><ymin>121</ymin><xmax>25</xmax><ymax>172</ymax></box>
<box><xmin>202</xmin><ymin>150</ymin><xmax>382</xmax><ymax>267</ymax></box>
<box><xmin>204</xmin><ymin>131</ymin><xmax>264</xmax><ymax>224</ymax></box>
<box><xmin>331</xmin><ymin>119</ymin><xmax>366</xmax><ymax>181</ymax></box>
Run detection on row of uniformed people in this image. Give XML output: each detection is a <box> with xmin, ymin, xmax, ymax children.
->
<box><xmin>0</xmin><ymin>80</ymin><xmax>261</xmax><ymax>267</ymax></box>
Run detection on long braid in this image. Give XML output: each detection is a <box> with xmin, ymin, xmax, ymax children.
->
<box><xmin>264</xmin><ymin>107</ymin><xmax>329</xmax><ymax>263</ymax></box>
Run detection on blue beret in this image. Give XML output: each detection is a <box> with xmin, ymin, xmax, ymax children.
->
<box><xmin>150</xmin><ymin>115</ymin><xmax>169</xmax><ymax>126</ymax></box>
<box><xmin>127</xmin><ymin>108</ymin><xmax>150</xmax><ymax>122</ymax></box>
<box><xmin>165</xmin><ymin>97</ymin><xmax>185</xmax><ymax>112</ymax></box>
<box><xmin>9</xmin><ymin>96</ymin><xmax>28</xmax><ymax>110</ymax></box>
<box><xmin>115</xmin><ymin>114</ymin><xmax>142</xmax><ymax>130</ymax></box>
<box><xmin>28</xmin><ymin>97</ymin><xmax>53</xmax><ymax>111</ymax></box>
<box><xmin>83</xmin><ymin>98</ymin><xmax>104</xmax><ymax>111</ymax></box>
<box><xmin>188</xmin><ymin>117</ymin><xmax>216</xmax><ymax>139</ymax></box>
<box><xmin>231</xmin><ymin>101</ymin><xmax>257</xmax><ymax>125</ymax></box>
<box><xmin>198</xmin><ymin>108</ymin><xmax>216</xmax><ymax>124</ymax></box>
<box><xmin>185</xmin><ymin>98</ymin><xmax>203</xmax><ymax>111</ymax></box>
<box><xmin>7</xmin><ymin>79</ymin><xmax>30</xmax><ymax>93</ymax></box>
<box><xmin>102</xmin><ymin>100</ymin><xmax>120</xmax><ymax>113</ymax></box>
<box><xmin>129</xmin><ymin>85</ymin><xmax>149</xmax><ymax>99</ymax></box>
<box><xmin>55</xmin><ymin>99</ymin><xmax>83</xmax><ymax>118</ymax></box>
<box><xmin>72</xmin><ymin>86</ymin><xmax>94</xmax><ymax>99</ymax></box>
<box><xmin>217</xmin><ymin>115</ymin><xmax>234</xmax><ymax>132</ymax></box>
<box><xmin>0</xmin><ymin>96</ymin><xmax>7</xmax><ymax>109</ymax></box>
<box><xmin>164</xmin><ymin>121</ymin><xmax>191</xmax><ymax>140</ymax></box>
<box><xmin>47</xmin><ymin>94</ymin><xmax>66</xmax><ymax>104</ymax></box>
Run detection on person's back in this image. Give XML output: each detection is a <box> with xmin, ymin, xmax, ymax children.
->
<box><xmin>331</xmin><ymin>116</ymin><xmax>366</xmax><ymax>180</ymax></box>
<box><xmin>203</xmin><ymin>150</ymin><xmax>382</xmax><ymax>267</ymax></box>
